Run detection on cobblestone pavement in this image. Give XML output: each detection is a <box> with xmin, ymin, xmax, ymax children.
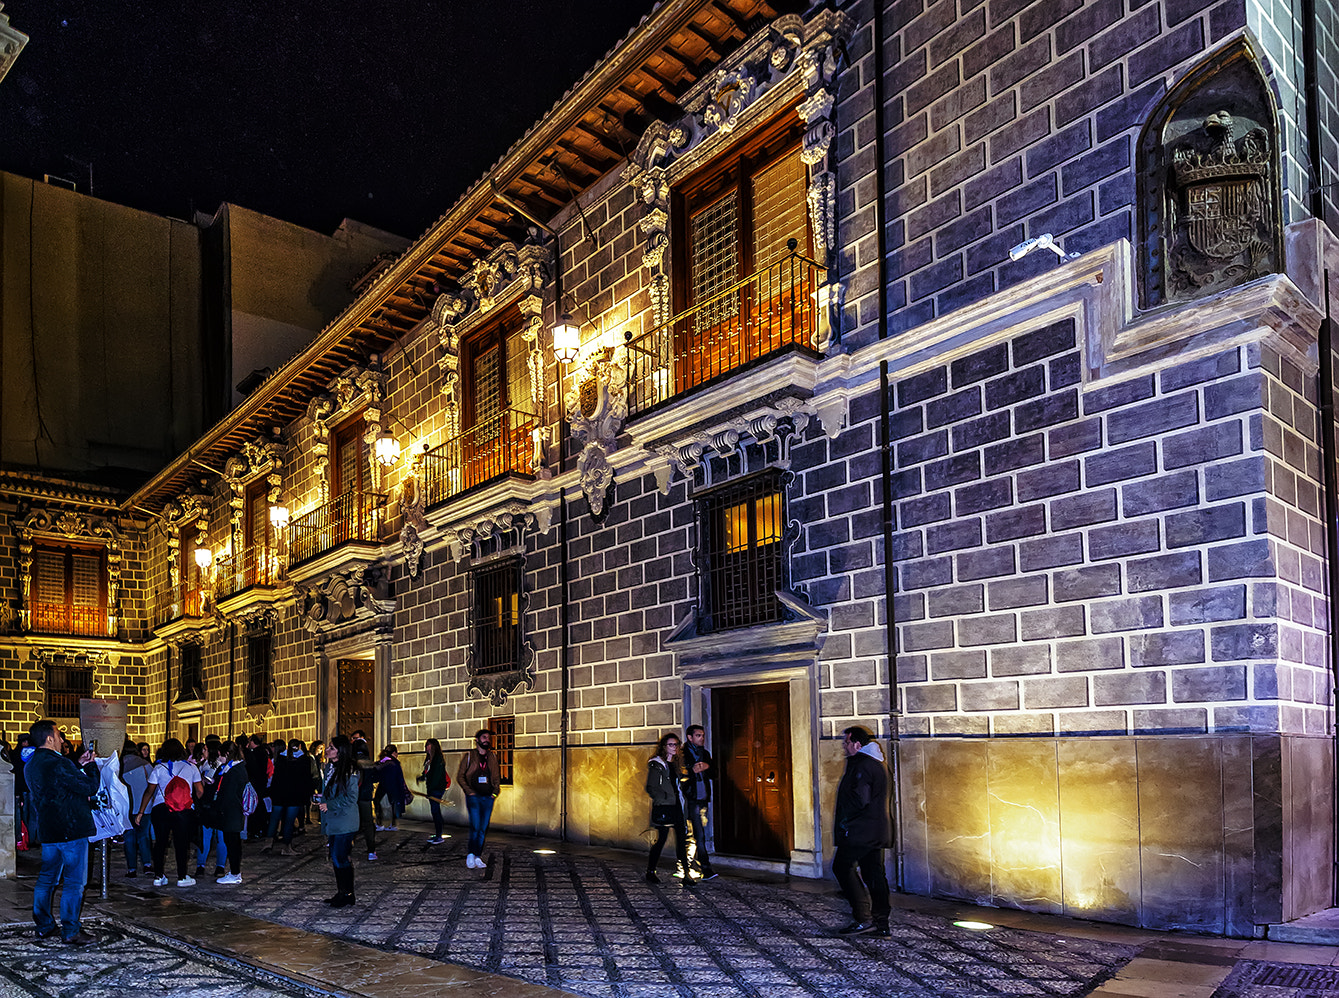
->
<box><xmin>0</xmin><ymin>918</ymin><xmax>328</xmax><ymax>998</ymax></box>
<box><xmin>119</xmin><ymin>826</ymin><xmax>1136</xmax><ymax>998</ymax></box>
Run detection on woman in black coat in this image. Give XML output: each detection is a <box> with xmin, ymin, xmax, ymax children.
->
<box><xmin>644</xmin><ymin>732</ymin><xmax>694</xmax><ymax>884</ymax></box>
<box><xmin>213</xmin><ymin>742</ymin><xmax>249</xmax><ymax>884</ymax></box>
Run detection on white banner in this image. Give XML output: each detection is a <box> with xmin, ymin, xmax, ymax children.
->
<box><xmin>89</xmin><ymin>751</ymin><xmax>131</xmax><ymax>844</ymax></box>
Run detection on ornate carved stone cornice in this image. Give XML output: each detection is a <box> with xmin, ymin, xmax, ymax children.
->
<box><xmin>440</xmin><ymin>502</ymin><xmax>554</xmax><ymax>563</ymax></box>
<box><xmin>649</xmin><ymin>400</ymin><xmax>820</xmax><ymax>491</ymax></box>
<box><xmin>295</xmin><ymin>566</ymin><xmax>393</xmax><ymax>635</ymax></box>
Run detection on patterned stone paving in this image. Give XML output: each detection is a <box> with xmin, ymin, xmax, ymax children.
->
<box><xmin>129</xmin><ymin>828</ymin><xmax>1137</xmax><ymax>998</ymax></box>
<box><xmin>1209</xmin><ymin>960</ymin><xmax>1339</xmax><ymax>996</ymax></box>
<box><xmin>0</xmin><ymin>919</ymin><xmax>327</xmax><ymax>998</ymax></box>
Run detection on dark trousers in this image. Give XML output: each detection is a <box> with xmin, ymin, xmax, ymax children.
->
<box><xmin>358</xmin><ymin>801</ymin><xmax>376</xmax><ymax>852</ymax></box>
<box><xmin>429</xmin><ymin>798</ymin><xmax>444</xmax><ymax>837</ymax></box>
<box><xmin>151</xmin><ymin>805</ymin><xmax>195</xmax><ymax>880</ymax></box>
<box><xmin>267</xmin><ymin>805</ymin><xmax>301</xmax><ymax>845</ymax></box>
<box><xmin>833</xmin><ymin>844</ymin><xmax>890</xmax><ymax>926</ymax></box>
<box><xmin>683</xmin><ymin>802</ymin><xmax>714</xmax><ymax>875</ymax></box>
<box><xmin>648</xmin><ymin>814</ymin><xmax>689</xmax><ymax>874</ymax></box>
<box><xmin>223</xmin><ymin>830</ymin><xmax>242</xmax><ymax>875</ymax></box>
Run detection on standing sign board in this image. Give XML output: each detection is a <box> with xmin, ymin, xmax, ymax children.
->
<box><xmin>78</xmin><ymin>698</ymin><xmax>127</xmax><ymax>756</ymax></box>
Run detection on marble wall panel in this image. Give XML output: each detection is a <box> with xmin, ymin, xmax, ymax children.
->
<box><xmin>896</xmin><ymin>741</ymin><xmax>932</xmax><ymax>894</ymax></box>
<box><xmin>1251</xmin><ymin>735</ymin><xmax>1285</xmax><ymax>925</ymax></box>
<box><xmin>619</xmin><ymin>746</ymin><xmax>652</xmax><ymax>849</ymax></box>
<box><xmin>924</xmin><ymin>739</ymin><xmax>992</xmax><ymax>903</ymax></box>
<box><xmin>1282</xmin><ymin>735</ymin><xmax>1333</xmax><ymax>921</ymax></box>
<box><xmin>1057</xmin><ymin>738</ymin><xmax>1141</xmax><ymax>925</ymax></box>
<box><xmin>987</xmin><ymin>739</ymin><xmax>1062</xmax><ymax>914</ymax></box>
<box><xmin>818</xmin><ymin>737</ymin><xmax>847</xmax><ymax>865</ymax></box>
<box><xmin>0</xmin><ymin>763</ymin><xmax>13</xmax><ymax>878</ymax></box>
<box><xmin>1136</xmin><ymin>737</ymin><xmax>1226</xmax><ymax>933</ymax></box>
<box><xmin>1221</xmin><ymin>734</ymin><xmax>1258</xmax><ymax>935</ymax></box>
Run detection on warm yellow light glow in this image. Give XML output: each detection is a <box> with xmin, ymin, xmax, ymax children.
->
<box><xmin>553</xmin><ymin>318</ymin><xmax>580</xmax><ymax>364</ymax></box>
<box><xmin>193</xmin><ymin>546</ymin><xmax>212</xmax><ymax>569</ymax></box>
<box><xmin>953</xmin><ymin>920</ymin><xmax>995</xmax><ymax>931</ymax></box>
<box><xmin>268</xmin><ymin>503</ymin><xmax>290</xmax><ymax>530</ymax></box>
<box><xmin>374</xmin><ymin>430</ymin><xmax>400</xmax><ymax>467</ymax></box>
<box><xmin>533</xmin><ymin>848</ymin><xmax>557</xmax><ymax>855</ymax></box>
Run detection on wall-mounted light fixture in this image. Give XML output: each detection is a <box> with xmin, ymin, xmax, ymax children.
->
<box><xmin>374</xmin><ymin>428</ymin><xmax>401</xmax><ymax>468</ymax></box>
<box><xmin>553</xmin><ymin>313</ymin><xmax>581</xmax><ymax>365</ymax></box>
<box><xmin>1008</xmin><ymin>232</ymin><xmax>1079</xmax><ymax>262</ymax></box>
<box><xmin>193</xmin><ymin>545</ymin><xmax>213</xmax><ymax>569</ymax></box>
<box><xmin>268</xmin><ymin>503</ymin><xmax>290</xmax><ymax>530</ymax></box>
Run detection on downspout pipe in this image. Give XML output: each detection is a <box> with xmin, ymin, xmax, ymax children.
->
<box><xmin>1300</xmin><ymin>0</ymin><xmax>1324</xmax><ymax>222</ymax></box>
<box><xmin>552</xmin><ymin>224</ymin><xmax>571</xmax><ymax>845</ymax></box>
<box><xmin>869</xmin><ymin>0</ymin><xmax>904</xmax><ymax>893</ymax></box>
<box><xmin>1316</xmin><ymin>271</ymin><xmax>1337</xmax><ymax>905</ymax></box>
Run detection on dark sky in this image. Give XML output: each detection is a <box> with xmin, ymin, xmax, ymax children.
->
<box><xmin>0</xmin><ymin>1</ymin><xmax>656</xmax><ymax>238</ymax></box>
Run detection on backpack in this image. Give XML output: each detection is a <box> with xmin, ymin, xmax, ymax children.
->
<box><xmin>164</xmin><ymin>762</ymin><xmax>194</xmax><ymax>813</ymax></box>
<box><xmin>241</xmin><ymin>781</ymin><xmax>259</xmax><ymax>817</ymax></box>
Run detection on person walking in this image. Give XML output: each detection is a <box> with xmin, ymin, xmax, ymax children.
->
<box><xmin>419</xmin><ymin>738</ymin><xmax>450</xmax><ymax>844</ymax></box>
<box><xmin>644</xmin><ymin>732</ymin><xmax>694</xmax><ymax>885</ymax></box>
<box><xmin>375</xmin><ymin>745</ymin><xmax>407</xmax><ymax>831</ymax></box>
<box><xmin>196</xmin><ymin>744</ymin><xmax>228</xmax><ymax>878</ymax></box>
<box><xmin>832</xmin><ymin>725</ymin><xmax>891</xmax><ymax>937</ymax></box>
<box><xmin>456</xmin><ymin>729</ymin><xmax>500</xmax><ymax>869</ymax></box>
<box><xmin>24</xmin><ymin>719</ymin><xmax>99</xmax><ymax>945</ymax></box>
<box><xmin>213</xmin><ymin>742</ymin><xmax>249</xmax><ymax>884</ymax></box>
<box><xmin>135</xmin><ymin>738</ymin><xmax>203</xmax><ymax>887</ymax></box>
<box><xmin>318</xmin><ymin>739</ymin><xmax>360</xmax><ymax>907</ymax></box>
<box><xmin>354</xmin><ymin>742</ymin><xmax>379</xmax><ymax>860</ymax></box>
<box><xmin>679</xmin><ymin>724</ymin><xmax>717</xmax><ymax>880</ymax></box>
<box><xmin>119</xmin><ymin>739</ymin><xmax>153</xmax><ymax>877</ymax></box>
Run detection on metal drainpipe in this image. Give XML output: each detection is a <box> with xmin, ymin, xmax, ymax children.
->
<box><xmin>868</xmin><ymin>0</ymin><xmax>904</xmax><ymax>892</ymax></box>
<box><xmin>228</xmin><ymin>621</ymin><xmax>236</xmax><ymax>739</ymax></box>
<box><xmin>1301</xmin><ymin>0</ymin><xmax>1324</xmax><ymax>222</ymax></box>
<box><xmin>554</xmin><ymin>227</ymin><xmax>572</xmax><ymax>844</ymax></box>
<box><xmin>1316</xmin><ymin>271</ymin><xmax>1337</xmax><ymax>905</ymax></box>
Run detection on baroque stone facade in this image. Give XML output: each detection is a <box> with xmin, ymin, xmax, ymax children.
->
<box><xmin>1</xmin><ymin>0</ymin><xmax>1338</xmax><ymax>936</ymax></box>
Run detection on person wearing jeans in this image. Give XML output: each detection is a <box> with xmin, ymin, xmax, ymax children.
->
<box><xmin>456</xmin><ymin>729</ymin><xmax>500</xmax><ymax>868</ymax></box>
<box><xmin>120</xmin><ymin>742</ymin><xmax>154</xmax><ymax>876</ymax></box>
<box><xmin>263</xmin><ymin>740</ymin><xmax>308</xmax><ymax>856</ymax></box>
<box><xmin>319</xmin><ymin>739</ymin><xmax>361</xmax><ymax>907</ymax></box>
<box><xmin>24</xmin><ymin>719</ymin><xmax>99</xmax><ymax>945</ymax></box>
<box><xmin>419</xmin><ymin>738</ymin><xmax>450</xmax><ymax>844</ymax></box>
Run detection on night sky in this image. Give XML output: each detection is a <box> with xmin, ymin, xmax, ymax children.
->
<box><xmin>0</xmin><ymin>1</ymin><xmax>657</xmax><ymax>239</ymax></box>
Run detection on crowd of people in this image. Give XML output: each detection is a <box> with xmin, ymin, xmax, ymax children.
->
<box><xmin>7</xmin><ymin>718</ymin><xmax>892</xmax><ymax>944</ymax></box>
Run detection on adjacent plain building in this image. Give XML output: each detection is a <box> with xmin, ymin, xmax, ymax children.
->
<box><xmin>2</xmin><ymin>0</ymin><xmax>1338</xmax><ymax>934</ymax></box>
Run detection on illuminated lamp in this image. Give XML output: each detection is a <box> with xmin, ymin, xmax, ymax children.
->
<box><xmin>268</xmin><ymin>503</ymin><xmax>290</xmax><ymax>530</ymax></box>
<box><xmin>552</xmin><ymin>315</ymin><xmax>580</xmax><ymax>365</ymax></box>
<box><xmin>193</xmin><ymin>546</ymin><xmax>212</xmax><ymax>569</ymax></box>
<box><xmin>374</xmin><ymin>428</ymin><xmax>400</xmax><ymax>467</ymax></box>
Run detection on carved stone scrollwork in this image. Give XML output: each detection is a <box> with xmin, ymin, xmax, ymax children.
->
<box><xmin>297</xmin><ymin>566</ymin><xmax>392</xmax><ymax>634</ymax></box>
<box><xmin>399</xmin><ymin>458</ymin><xmax>428</xmax><ymax>579</ymax></box>
<box><xmin>1138</xmin><ymin>39</ymin><xmax>1282</xmax><ymax>308</ymax></box>
<box><xmin>307</xmin><ymin>362</ymin><xmax>388</xmax><ymax>498</ymax></box>
<box><xmin>224</xmin><ymin>434</ymin><xmax>284</xmax><ymax>554</ymax></box>
<box><xmin>442</xmin><ymin>504</ymin><xmax>551</xmax><ymax>563</ymax></box>
<box><xmin>651</xmin><ymin>403</ymin><xmax>815</xmax><ymax>492</ymax></box>
<box><xmin>565</xmin><ymin>342</ymin><xmax>629</xmax><ymax>518</ymax></box>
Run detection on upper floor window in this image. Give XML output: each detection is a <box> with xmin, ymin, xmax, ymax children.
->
<box><xmin>332</xmin><ymin>415</ymin><xmax>367</xmax><ymax>499</ymax></box>
<box><xmin>697</xmin><ymin>472</ymin><xmax>786</xmax><ymax>632</ymax></box>
<box><xmin>460</xmin><ymin>312</ymin><xmax>534</xmax><ymax>488</ymax></box>
<box><xmin>45</xmin><ymin>662</ymin><xmax>93</xmax><ymax>718</ymax></box>
<box><xmin>31</xmin><ymin>542</ymin><xmax>111</xmax><ymax>638</ymax></box>
<box><xmin>246</xmin><ymin>631</ymin><xmax>273</xmax><ymax>705</ymax></box>
<box><xmin>176</xmin><ymin>643</ymin><xmax>204</xmax><ymax>704</ymax></box>
<box><xmin>473</xmin><ymin>558</ymin><xmax>522</xmax><ymax>676</ymax></box>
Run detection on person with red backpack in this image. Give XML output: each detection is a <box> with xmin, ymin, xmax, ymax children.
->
<box><xmin>133</xmin><ymin>738</ymin><xmax>203</xmax><ymax>888</ymax></box>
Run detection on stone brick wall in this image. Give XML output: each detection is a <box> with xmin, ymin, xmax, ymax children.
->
<box><xmin>833</xmin><ymin>0</ymin><xmax>1330</xmax><ymax>350</ymax></box>
<box><xmin>790</xmin><ymin>316</ymin><xmax>1330</xmax><ymax>738</ymax></box>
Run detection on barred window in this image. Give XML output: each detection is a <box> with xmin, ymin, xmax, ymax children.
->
<box><xmin>473</xmin><ymin>559</ymin><xmax>522</xmax><ymax>676</ymax></box>
<box><xmin>46</xmin><ymin>663</ymin><xmax>93</xmax><ymax>718</ymax></box>
<box><xmin>698</xmin><ymin>472</ymin><xmax>786</xmax><ymax>632</ymax></box>
<box><xmin>31</xmin><ymin>542</ymin><xmax>110</xmax><ymax>637</ymax></box>
<box><xmin>246</xmin><ymin>632</ymin><xmax>273</xmax><ymax>705</ymax></box>
<box><xmin>177</xmin><ymin>644</ymin><xmax>204</xmax><ymax>703</ymax></box>
<box><xmin>491</xmin><ymin>716</ymin><xmax>515</xmax><ymax>786</ymax></box>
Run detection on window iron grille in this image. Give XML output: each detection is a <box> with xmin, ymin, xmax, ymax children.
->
<box><xmin>698</xmin><ymin>474</ymin><xmax>786</xmax><ymax>632</ymax></box>
<box><xmin>491</xmin><ymin>716</ymin><xmax>516</xmax><ymax>786</ymax></box>
<box><xmin>46</xmin><ymin>664</ymin><xmax>93</xmax><ymax>718</ymax></box>
<box><xmin>473</xmin><ymin>559</ymin><xmax>522</xmax><ymax>676</ymax></box>
<box><xmin>246</xmin><ymin>633</ymin><xmax>273</xmax><ymax>705</ymax></box>
<box><xmin>177</xmin><ymin>644</ymin><xmax>204</xmax><ymax>703</ymax></box>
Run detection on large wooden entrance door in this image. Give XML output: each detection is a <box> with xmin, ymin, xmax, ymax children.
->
<box><xmin>337</xmin><ymin>659</ymin><xmax>374</xmax><ymax>738</ymax></box>
<box><xmin>713</xmin><ymin>683</ymin><xmax>793</xmax><ymax>860</ymax></box>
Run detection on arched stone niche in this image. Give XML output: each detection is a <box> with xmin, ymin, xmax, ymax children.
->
<box><xmin>1137</xmin><ymin>38</ymin><xmax>1283</xmax><ymax>309</ymax></box>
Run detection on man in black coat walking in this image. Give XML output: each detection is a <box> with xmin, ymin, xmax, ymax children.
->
<box><xmin>679</xmin><ymin>724</ymin><xmax>717</xmax><ymax>879</ymax></box>
<box><xmin>24</xmin><ymin>719</ymin><xmax>99</xmax><ymax>945</ymax></box>
<box><xmin>832</xmin><ymin>725</ymin><xmax>890</xmax><ymax>937</ymax></box>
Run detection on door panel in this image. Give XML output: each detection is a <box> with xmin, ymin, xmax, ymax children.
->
<box><xmin>337</xmin><ymin>659</ymin><xmax>374</xmax><ymax>738</ymax></box>
<box><xmin>713</xmin><ymin>682</ymin><xmax>793</xmax><ymax>860</ymax></box>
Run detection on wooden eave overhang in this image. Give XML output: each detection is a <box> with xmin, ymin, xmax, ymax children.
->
<box><xmin>123</xmin><ymin>0</ymin><xmax>779</xmax><ymax>517</ymax></box>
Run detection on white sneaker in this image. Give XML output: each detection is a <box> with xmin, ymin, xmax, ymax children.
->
<box><xmin>152</xmin><ymin>875</ymin><xmax>169</xmax><ymax>886</ymax></box>
<box><xmin>367</xmin><ymin>852</ymin><xmax>377</xmax><ymax>861</ymax></box>
<box><xmin>176</xmin><ymin>876</ymin><xmax>196</xmax><ymax>887</ymax></box>
<box><xmin>217</xmin><ymin>873</ymin><xmax>242</xmax><ymax>885</ymax></box>
<box><xmin>466</xmin><ymin>853</ymin><xmax>478</xmax><ymax>868</ymax></box>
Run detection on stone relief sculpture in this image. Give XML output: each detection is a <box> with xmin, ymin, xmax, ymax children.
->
<box><xmin>565</xmin><ymin>342</ymin><xmax>629</xmax><ymax>518</ymax></box>
<box><xmin>399</xmin><ymin>461</ymin><xmax>429</xmax><ymax>579</ymax></box>
<box><xmin>1137</xmin><ymin>39</ymin><xmax>1282</xmax><ymax>308</ymax></box>
<box><xmin>298</xmin><ymin>566</ymin><xmax>393</xmax><ymax>634</ymax></box>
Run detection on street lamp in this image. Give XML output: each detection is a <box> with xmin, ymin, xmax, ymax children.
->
<box><xmin>553</xmin><ymin>314</ymin><xmax>581</xmax><ymax>365</ymax></box>
<box><xmin>374</xmin><ymin>427</ymin><xmax>401</xmax><ymax>468</ymax></box>
<box><xmin>193</xmin><ymin>545</ymin><xmax>212</xmax><ymax>569</ymax></box>
<box><xmin>268</xmin><ymin>503</ymin><xmax>290</xmax><ymax>530</ymax></box>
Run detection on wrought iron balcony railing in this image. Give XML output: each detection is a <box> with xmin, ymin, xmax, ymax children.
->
<box><xmin>288</xmin><ymin>489</ymin><xmax>387</xmax><ymax>567</ymax></box>
<box><xmin>29</xmin><ymin>601</ymin><xmax>116</xmax><ymax>638</ymax></box>
<box><xmin>216</xmin><ymin>546</ymin><xmax>283</xmax><ymax>599</ymax></box>
<box><xmin>626</xmin><ymin>243</ymin><xmax>822</xmax><ymax>417</ymax></box>
<box><xmin>420</xmin><ymin>407</ymin><xmax>535</xmax><ymax>509</ymax></box>
<box><xmin>154</xmin><ymin>586</ymin><xmax>210</xmax><ymax>628</ymax></box>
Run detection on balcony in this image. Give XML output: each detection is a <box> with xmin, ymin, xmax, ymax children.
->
<box><xmin>288</xmin><ymin>488</ymin><xmax>387</xmax><ymax>570</ymax></box>
<box><xmin>626</xmin><ymin>245</ymin><xmax>823</xmax><ymax>418</ymax></box>
<box><xmin>420</xmin><ymin>407</ymin><xmax>535</xmax><ymax>510</ymax></box>
<box><xmin>154</xmin><ymin>585</ymin><xmax>211</xmax><ymax>628</ymax></box>
<box><xmin>29</xmin><ymin>602</ymin><xmax>115</xmax><ymax>639</ymax></box>
<box><xmin>215</xmin><ymin>545</ymin><xmax>285</xmax><ymax>618</ymax></box>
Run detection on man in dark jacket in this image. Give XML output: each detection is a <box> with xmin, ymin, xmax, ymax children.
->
<box><xmin>679</xmin><ymin>724</ymin><xmax>717</xmax><ymax>880</ymax></box>
<box><xmin>24</xmin><ymin>719</ymin><xmax>99</xmax><ymax>945</ymax></box>
<box><xmin>832</xmin><ymin>725</ymin><xmax>890</xmax><ymax>937</ymax></box>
